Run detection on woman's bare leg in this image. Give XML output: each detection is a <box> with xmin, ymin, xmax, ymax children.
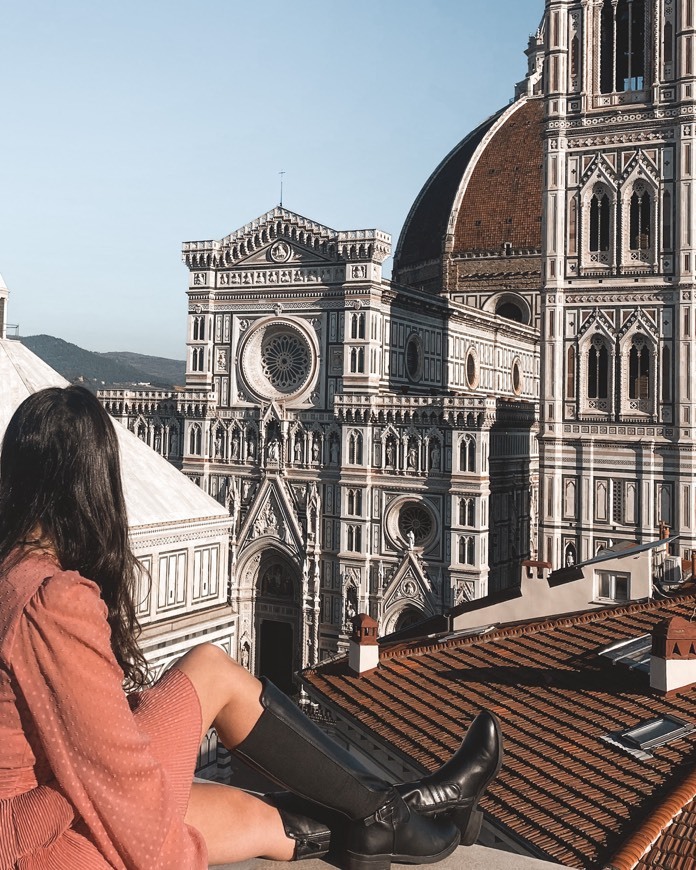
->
<box><xmin>186</xmin><ymin>782</ymin><xmax>294</xmax><ymax>864</ymax></box>
<box><xmin>174</xmin><ymin>644</ymin><xmax>295</xmax><ymax>862</ymax></box>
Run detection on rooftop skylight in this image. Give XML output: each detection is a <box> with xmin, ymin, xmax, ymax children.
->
<box><xmin>599</xmin><ymin>634</ymin><xmax>652</xmax><ymax>673</ymax></box>
<box><xmin>602</xmin><ymin>715</ymin><xmax>695</xmax><ymax>759</ymax></box>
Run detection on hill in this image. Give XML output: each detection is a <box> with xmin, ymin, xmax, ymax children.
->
<box><xmin>19</xmin><ymin>335</ymin><xmax>185</xmax><ymax>390</ymax></box>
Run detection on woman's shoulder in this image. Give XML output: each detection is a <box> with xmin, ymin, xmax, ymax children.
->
<box><xmin>1</xmin><ymin>552</ymin><xmax>105</xmax><ymax>660</ymax></box>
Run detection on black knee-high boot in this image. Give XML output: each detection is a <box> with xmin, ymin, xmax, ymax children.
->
<box><xmin>234</xmin><ymin>679</ymin><xmax>459</xmax><ymax>870</ymax></box>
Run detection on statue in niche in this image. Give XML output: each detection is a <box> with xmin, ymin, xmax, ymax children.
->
<box><xmin>268</xmin><ymin>438</ymin><xmax>280</xmax><ymax>463</ymax></box>
<box><xmin>231</xmin><ymin>432</ymin><xmax>239</xmax><ymax>459</ymax></box>
<box><xmin>312</xmin><ymin>437</ymin><xmax>320</xmax><ymax>462</ymax></box>
<box><xmin>407</xmin><ymin>441</ymin><xmax>418</xmax><ymax>469</ymax></box>
<box><xmin>247</xmin><ymin>434</ymin><xmax>256</xmax><ymax>459</ymax></box>
<box><xmin>242</xmin><ymin>480</ymin><xmax>251</xmax><ymax>500</ymax></box>
<box><xmin>330</xmin><ymin>437</ymin><xmax>339</xmax><ymax>465</ymax></box>
<box><xmin>407</xmin><ymin>530</ymin><xmax>416</xmax><ymax>550</ymax></box>
<box><xmin>153</xmin><ymin>428</ymin><xmax>162</xmax><ymax>452</ymax></box>
<box><xmin>240</xmin><ymin>642</ymin><xmax>251</xmax><ymax>670</ymax></box>
<box><xmin>386</xmin><ymin>439</ymin><xmax>396</xmax><ymax>468</ymax></box>
<box><xmin>430</xmin><ymin>442</ymin><xmax>440</xmax><ymax>470</ymax></box>
<box><xmin>344</xmin><ymin>584</ymin><xmax>358</xmax><ymax>626</ymax></box>
<box><xmin>215</xmin><ymin>429</ymin><xmax>224</xmax><ymax>458</ymax></box>
<box><xmin>294</xmin><ymin>437</ymin><xmax>303</xmax><ymax>463</ymax></box>
<box><xmin>138</xmin><ymin>425</ymin><xmax>146</xmax><ymax>442</ymax></box>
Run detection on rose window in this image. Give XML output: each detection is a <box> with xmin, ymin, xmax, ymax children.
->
<box><xmin>240</xmin><ymin>319</ymin><xmax>317</xmax><ymax>402</ymax></box>
<box><xmin>261</xmin><ymin>333</ymin><xmax>310</xmax><ymax>392</ymax></box>
<box><xmin>398</xmin><ymin>503</ymin><xmax>434</xmax><ymax>545</ymax></box>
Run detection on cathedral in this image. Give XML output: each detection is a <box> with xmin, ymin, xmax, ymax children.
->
<box><xmin>100</xmin><ymin>0</ymin><xmax>696</xmax><ymax>684</ymax></box>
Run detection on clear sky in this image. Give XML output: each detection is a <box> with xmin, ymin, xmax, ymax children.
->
<box><xmin>0</xmin><ymin>0</ymin><xmax>543</xmax><ymax>359</ymax></box>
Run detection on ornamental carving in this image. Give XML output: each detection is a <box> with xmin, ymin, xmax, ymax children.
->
<box><xmin>270</xmin><ymin>240</ymin><xmax>292</xmax><ymax>263</ymax></box>
<box><xmin>239</xmin><ymin>318</ymin><xmax>318</xmax><ymax>403</ymax></box>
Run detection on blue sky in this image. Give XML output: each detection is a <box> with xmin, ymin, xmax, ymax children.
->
<box><xmin>0</xmin><ymin>0</ymin><xmax>543</xmax><ymax>358</ymax></box>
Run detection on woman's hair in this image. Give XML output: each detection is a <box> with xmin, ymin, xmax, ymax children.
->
<box><xmin>0</xmin><ymin>386</ymin><xmax>148</xmax><ymax>688</ymax></box>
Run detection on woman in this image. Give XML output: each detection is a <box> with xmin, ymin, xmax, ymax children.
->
<box><xmin>0</xmin><ymin>386</ymin><xmax>502</xmax><ymax>869</ymax></box>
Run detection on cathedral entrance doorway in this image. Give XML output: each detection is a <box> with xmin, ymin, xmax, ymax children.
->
<box><xmin>253</xmin><ymin>548</ymin><xmax>302</xmax><ymax>694</ymax></box>
<box><xmin>259</xmin><ymin>620</ymin><xmax>294</xmax><ymax>694</ymax></box>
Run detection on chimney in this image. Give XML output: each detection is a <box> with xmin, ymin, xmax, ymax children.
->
<box><xmin>650</xmin><ymin>616</ymin><xmax>696</xmax><ymax>696</ymax></box>
<box><xmin>348</xmin><ymin>613</ymin><xmax>379</xmax><ymax>676</ymax></box>
<box><xmin>0</xmin><ymin>274</ymin><xmax>8</xmax><ymax>340</ymax></box>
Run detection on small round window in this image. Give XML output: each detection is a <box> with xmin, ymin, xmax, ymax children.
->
<box><xmin>405</xmin><ymin>334</ymin><xmax>423</xmax><ymax>382</ymax></box>
<box><xmin>465</xmin><ymin>349</ymin><xmax>479</xmax><ymax>389</ymax></box>
<box><xmin>512</xmin><ymin>358</ymin><xmax>523</xmax><ymax>395</ymax></box>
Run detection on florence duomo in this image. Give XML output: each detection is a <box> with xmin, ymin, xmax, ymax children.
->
<box><xmin>94</xmin><ymin>0</ymin><xmax>696</xmax><ymax>686</ymax></box>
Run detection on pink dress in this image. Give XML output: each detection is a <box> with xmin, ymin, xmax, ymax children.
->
<box><xmin>0</xmin><ymin>551</ymin><xmax>208</xmax><ymax>869</ymax></box>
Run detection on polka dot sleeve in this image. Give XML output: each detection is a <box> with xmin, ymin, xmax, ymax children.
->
<box><xmin>9</xmin><ymin>570</ymin><xmax>208</xmax><ymax>870</ymax></box>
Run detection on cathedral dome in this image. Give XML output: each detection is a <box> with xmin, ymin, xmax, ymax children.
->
<box><xmin>393</xmin><ymin>96</ymin><xmax>544</xmax><ymax>305</ymax></box>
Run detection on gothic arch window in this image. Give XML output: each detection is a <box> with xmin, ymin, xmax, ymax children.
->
<box><xmin>192</xmin><ymin>316</ymin><xmax>205</xmax><ymax>341</ymax></box>
<box><xmin>358</xmin><ymin>347</ymin><xmax>365</xmax><ymax>372</ymax></box>
<box><xmin>587</xmin><ymin>338</ymin><xmax>609</xmax><ymax>401</ymax></box>
<box><xmin>458</xmin><ymin>536</ymin><xmax>475</xmax><ymax>565</ymax></box>
<box><xmin>350</xmin><ymin>313</ymin><xmax>365</xmax><ymax>339</ymax></box>
<box><xmin>347</xmin><ymin>525</ymin><xmax>362</xmax><ymax>552</ymax></box>
<box><xmin>347</xmin><ymin>488</ymin><xmax>363</xmax><ymax>516</ymax></box>
<box><xmin>628</xmin><ymin>335</ymin><xmax>650</xmax><ymax>400</ymax></box>
<box><xmin>189</xmin><ymin>424</ymin><xmax>202</xmax><ymax>455</ymax></box>
<box><xmin>590</xmin><ymin>191</ymin><xmax>611</xmax><ymax>252</ymax></box>
<box><xmin>629</xmin><ymin>185</ymin><xmax>651</xmax><ymax>251</ymax></box>
<box><xmin>350</xmin><ymin>348</ymin><xmax>357</xmax><ymax>373</ymax></box>
<box><xmin>459</xmin><ymin>436</ymin><xmax>475</xmax><ymax>473</ymax></box>
<box><xmin>348</xmin><ymin>431</ymin><xmax>363</xmax><ymax>465</ymax></box>
<box><xmin>600</xmin><ymin>0</ymin><xmax>646</xmax><ymax>94</ymax></box>
<box><xmin>459</xmin><ymin>497</ymin><xmax>475</xmax><ymax>527</ymax></box>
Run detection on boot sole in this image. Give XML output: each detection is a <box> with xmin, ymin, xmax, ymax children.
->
<box><xmin>340</xmin><ymin>834</ymin><xmax>459</xmax><ymax>870</ymax></box>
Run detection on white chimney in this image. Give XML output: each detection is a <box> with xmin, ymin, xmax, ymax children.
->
<box><xmin>650</xmin><ymin>616</ymin><xmax>696</xmax><ymax>696</ymax></box>
<box><xmin>348</xmin><ymin>613</ymin><xmax>380</xmax><ymax>676</ymax></box>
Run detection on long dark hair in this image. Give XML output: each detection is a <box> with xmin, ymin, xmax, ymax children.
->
<box><xmin>0</xmin><ymin>386</ymin><xmax>148</xmax><ymax>688</ymax></box>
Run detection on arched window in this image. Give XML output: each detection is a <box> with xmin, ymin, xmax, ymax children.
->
<box><xmin>357</xmin><ymin>313</ymin><xmax>365</xmax><ymax>339</ymax></box>
<box><xmin>189</xmin><ymin>424</ymin><xmax>202</xmax><ymax>455</ymax></box>
<box><xmin>459</xmin><ymin>497</ymin><xmax>475</xmax><ymax>527</ymax></box>
<box><xmin>566</xmin><ymin>345</ymin><xmax>576</xmax><ymax>399</ymax></box>
<box><xmin>459</xmin><ymin>437</ymin><xmax>475</xmax><ymax>472</ymax></box>
<box><xmin>351</xmin><ymin>314</ymin><xmax>358</xmax><ymax>339</ymax></box>
<box><xmin>601</xmin><ymin>0</ymin><xmax>646</xmax><ymax>93</ymax></box>
<box><xmin>347</xmin><ymin>525</ymin><xmax>362</xmax><ymax>552</ymax></box>
<box><xmin>629</xmin><ymin>336</ymin><xmax>650</xmax><ymax>400</ymax></box>
<box><xmin>630</xmin><ymin>186</ymin><xmax>651</xmax><ymax>250</ymax></box>
<box><xmin>357</xmin><ymin>347</ymin><xmax>365</xmax><ymax>372</ymax></box>
<box><xmin>347</xmin><ymin>488</ymin><xmax>363</xmax><ymax>516</ymax></box>
<box><xmin>193</xmin><ymin>316</ymin><xmax>205</xmax><ymax>341</ymax></box>
<box><xmin>590</xmin><ymin>192</ymin><xmax>610</xmax><ymax>252</ymax></box>
<box><xmin>458</xmin><ymin>536</ymin><xmax>475</xmax><ymax>565</ymax></box>
<box><xmin>348</xmin><ymin>431</ymin><xmax>363</xmax><ymax>465</ymax></box>
<box><xmin>350</xmin><ymin>348</ymin><xmax>357</xmax><ymax>373</ymax></box>
<box><xmin>588</xmin><ymin>339</ymin><xmax>609</xmax><ymax>400</ymax></box>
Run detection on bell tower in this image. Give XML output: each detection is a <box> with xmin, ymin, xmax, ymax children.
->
<box><xmin>540</xmin><ymin>0</ymin><xmax>696</xmax><ymax>569</ymax></box>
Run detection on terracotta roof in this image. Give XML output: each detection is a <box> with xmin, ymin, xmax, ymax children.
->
<box><xmin>393</xmin><ymin>109</ymin><xmax>505</xmax><ymax>273</ymax></box>
<box><xmin>302</xmin><ymin>593</ymin><xmax>696</xmax><ymax>869</ymax></box>
<box><xmin>393</xmin><ymin>97</ymin><xmax>544</xmax><ymax>283</ymax></box>
<box><xmin>452</xmin><ymin>97</ymin><xmax>544</xmax><ymax>254</ymax></box>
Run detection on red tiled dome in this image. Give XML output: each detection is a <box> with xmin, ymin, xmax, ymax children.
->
<box><xmin>393</xmin><ymin>97</ymin><xmax>545</xmax><ymax>292</ymax></box>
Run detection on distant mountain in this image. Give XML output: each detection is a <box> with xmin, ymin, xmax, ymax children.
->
<box><xmin>20</xmin><ymin>335</ymin><xmax>186</xmax><ymax>390</ymax></box>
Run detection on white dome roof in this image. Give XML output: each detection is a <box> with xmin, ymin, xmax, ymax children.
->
<box><xmin>0</xmin><ymin>338</ymin><xmax>229</xmax><ymax>528</ymax></box>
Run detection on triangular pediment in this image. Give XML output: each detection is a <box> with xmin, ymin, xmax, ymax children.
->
<box><xmin>382</xmin><ymin>552</ymin><xmax>437</xmax><ymax>616</ymax></box>
<box><xmin>238</xmin><ymin>475</ymin><xmax>305</xmax><ymax>554</ymax></box>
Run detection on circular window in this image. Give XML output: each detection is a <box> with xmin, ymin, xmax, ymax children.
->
<box><xmin>261</xmin><ymin>332</ymin><xmax>310</xmax><ymax>392</ymax></box>
<box><xmin>405</xmin><ymin>334</ymin><xmax>423</xmax><ymax>382</ymax></box>
<box><xmin>240</xmin><ymin>319</ymin><xmax>317</xmax><ymax>402</ymax></box>
<box><xmin>465</xmin><ymin>349</ymin><xmax>479</xmax><ymax>389</ymax></box>
<box><xmin>512</xmin><ymin>358</ymin><xmax>523</xmax><ymax>395</ymax></box>
<box><xmin>398</xmin><ymin>503</ymin><xmax>434</xmax><ymax>546</ymax></box>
